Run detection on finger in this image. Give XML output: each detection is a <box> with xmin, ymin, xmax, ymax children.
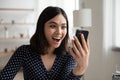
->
<box><xmin>73</xmin><ymin>36</ymin><xmax>82</xmax><ymax>52</ymax></box>
<box><xmin>81</xmin><ymin>34</ymin><xmax>88</xmax><ymax>51</ymax></box>
<box><xmin>69</xmin><ymin>47</ymin><xmax>77</xmax><ymax>59</ymax></box>
<box><xmin>69</xmin><ymin>47</ymin><xmax>80</xmax><ymax>63</ymax></box>
<box><xmin>71</xmin><ymin>39</ymin><xmax>81</xmax><ymax>57</ymax></box>
<box><xmin>73</xmin><ymin>36</ymin><xmax>84</xmax><ymax>57</ymax></box>
<box><xmin>87</xmin><ymin>40</ymin><xmax>90</xmax><ymax>49</ymax></box>
<box><xmin>86</xmin><ymin>40</ymin><xmax>90</xmax><ymax>54</ymax></box>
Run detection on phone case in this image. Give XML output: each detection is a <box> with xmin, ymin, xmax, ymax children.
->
<box><xmin>75</xmin><ymin>29</ymin><xmax>89</xmax><ymax>45</ymax></box>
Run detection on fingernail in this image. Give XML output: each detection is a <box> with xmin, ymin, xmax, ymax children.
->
<box><xmin>81</xmin><ymin>33</ymin><xmax>83</xmax><ymax>36</ymax></box>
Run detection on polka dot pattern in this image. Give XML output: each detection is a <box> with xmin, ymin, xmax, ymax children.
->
<box><xmin>0</xmin><ymin>45</ymin><xmax>81</xmax><ymax>80</ymax></box>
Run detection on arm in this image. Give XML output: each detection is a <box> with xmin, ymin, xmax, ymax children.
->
<box><xmin>0</xmin><ymin>45</ymin><xmax>25</xmax><ymax>80</ymax></box>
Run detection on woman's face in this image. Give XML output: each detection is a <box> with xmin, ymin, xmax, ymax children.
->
<box><xmin>44</xmin><ymin>14</ymin><xmax>67</xmax><ymax>49</ymax></box>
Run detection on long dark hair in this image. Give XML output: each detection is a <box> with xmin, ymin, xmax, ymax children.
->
<box><xmin>30</xmin><ymin>6</ymin><xmax>69</xmax><ymax>55</ymax></box>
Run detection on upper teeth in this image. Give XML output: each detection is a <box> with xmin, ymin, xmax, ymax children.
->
<box><xmin>53</xmin><ymin>37</ymin><xmax>60</xmax><ymax>39</ymax></box>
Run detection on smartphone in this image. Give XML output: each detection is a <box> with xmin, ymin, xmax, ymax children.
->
<box><xmin>75</xmin><ymin>29</ymin><xmax>89</xmax><ymax>46</ymax></box>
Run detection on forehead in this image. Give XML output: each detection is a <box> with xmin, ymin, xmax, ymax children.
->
<box><xmin>47</xmin><ymin>14</ymin><xmax>67</xmax><ymax>25</ymax></box>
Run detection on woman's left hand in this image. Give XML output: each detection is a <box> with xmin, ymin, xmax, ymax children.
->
<box><xmin>69</xmin><ymin>34</ymin><xmax>90</xmax><ymax>76</ymax></box>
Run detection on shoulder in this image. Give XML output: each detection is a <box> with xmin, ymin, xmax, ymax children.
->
<box><xmin>13</xmin><ymin>45</ymin><xmax>32</xmax><ymax>56</ymax></box>
<box><xmin>17</xmin><ymin>44</ymin><xmax>31</xmax><ymax>49</ymax></box>
<box><xmin>16</xmin><ymin>45</ymin><xmax>31</xmax><ymax>52</ymax></box>
<box><xmin>7</xmin><ymin>45</ymin><xmax>32</xmax><ymax>61</ymax></box>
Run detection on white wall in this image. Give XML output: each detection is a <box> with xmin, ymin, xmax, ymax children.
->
<box><xmin>81</xmin><ymin>0</ymin><xmax>104</xmax><ymax>80</ymax></box>
<box><xmin>0</xmin><ymin>0</ymin><xmax>37</xmax><ymax>68</ymax></box>
<box><xmin>83</xmin><ymin>0</ymin><xmax>120</xmax><ymax>80</ymax></box>
<box><xmin>0</xmin><ymin>0</ymin><xmax>37</xmax><ymax>39</ymax></box>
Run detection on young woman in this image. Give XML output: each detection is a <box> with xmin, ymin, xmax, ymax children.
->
<box><xmin>0</xmin><ymin>6</ymin><xmax>90</xmax><ymax>80</ymax></box>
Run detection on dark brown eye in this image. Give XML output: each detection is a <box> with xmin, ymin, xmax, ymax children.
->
<box><xmin>50</xmin><ymin>25</ymin><xmax>56</xmax><ymax>28</ymax></box>
<box><xmin>61</xmin><ymin>26</ymin><xmax>67</xmax><ymax>30</ymax></box>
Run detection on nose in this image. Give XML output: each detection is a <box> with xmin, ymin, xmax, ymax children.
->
<box><xmin>56</xmin><ymin>27</ymin><xmax>62</xmax><ymax>34</ymax></box>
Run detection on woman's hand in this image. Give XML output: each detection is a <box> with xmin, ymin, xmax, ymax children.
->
<box><xmin>69</xmin><ymin>34</ymin><xmax>90</xmax><ymax>76</ymax></box>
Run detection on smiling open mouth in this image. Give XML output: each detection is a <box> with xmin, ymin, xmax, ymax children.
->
<box><xmin>52</xmin><ymin>37</ymin><xmax>61</xmax><ymax>42</ymax></box>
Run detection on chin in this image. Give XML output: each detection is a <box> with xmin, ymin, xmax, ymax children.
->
<box><xmin>53</xmin><ymin>44</ymin><xmax>61</xmax><ymax>48</ymax></box>
<box><xmin>54</xmin><ymin>45</ymin><xmax>60</xmax><ymax>48</ymax></box>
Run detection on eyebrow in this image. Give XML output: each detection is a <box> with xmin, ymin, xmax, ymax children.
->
<box><xmin>48</xmin><ymin>21</ymin><xmax>57</xmax><ymax>24</ymax></box>
<box><xmin>48</xmin><ymin>21</ymin><xmax>67</xmax><ymax>25</ymax></box>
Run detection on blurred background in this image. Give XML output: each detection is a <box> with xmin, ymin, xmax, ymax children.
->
<box><xmin>0</xmin><ymin>0</ymin><xmax>120</xmax><ymax>80</ymax></box>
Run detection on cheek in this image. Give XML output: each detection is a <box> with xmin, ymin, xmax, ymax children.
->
<box><xmin>45</xmin><ymin>29</ymin><xmax>51</xmax><ymax>38</ymax></box>
<box><xmin>63</xmin><ymin>30</ymin><xmax>67</xmax><ymax>38</ymax></box>
<box><xmin>44</xmin><ymin>28</ymin><xmax>54</xmax><ymax>41</ymax></box>
<box><xmin>44</xmin><ymin>28</ymin><xmax>50</xmax><ymax>40</ymax></box>
<box><xmin>46</xmin><ymin>29</ymin><xmax>54</xmax><ymax>35</ymax></box>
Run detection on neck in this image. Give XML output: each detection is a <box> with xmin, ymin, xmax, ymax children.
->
<box><xmin>46</xmin><ymin>47</ymin><xmax>55</xmax><ymax>56</ymax></box>
<box><xmin>41</xmin><ymin>47</ymin><xmax>56</xmax><ymax>59</ymax></box>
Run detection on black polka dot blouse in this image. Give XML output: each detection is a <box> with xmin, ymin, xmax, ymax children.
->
<box><xmin>0</xmin><ymin>45</ymin><xmax>81</xmax><ymax>80</ymax></box>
